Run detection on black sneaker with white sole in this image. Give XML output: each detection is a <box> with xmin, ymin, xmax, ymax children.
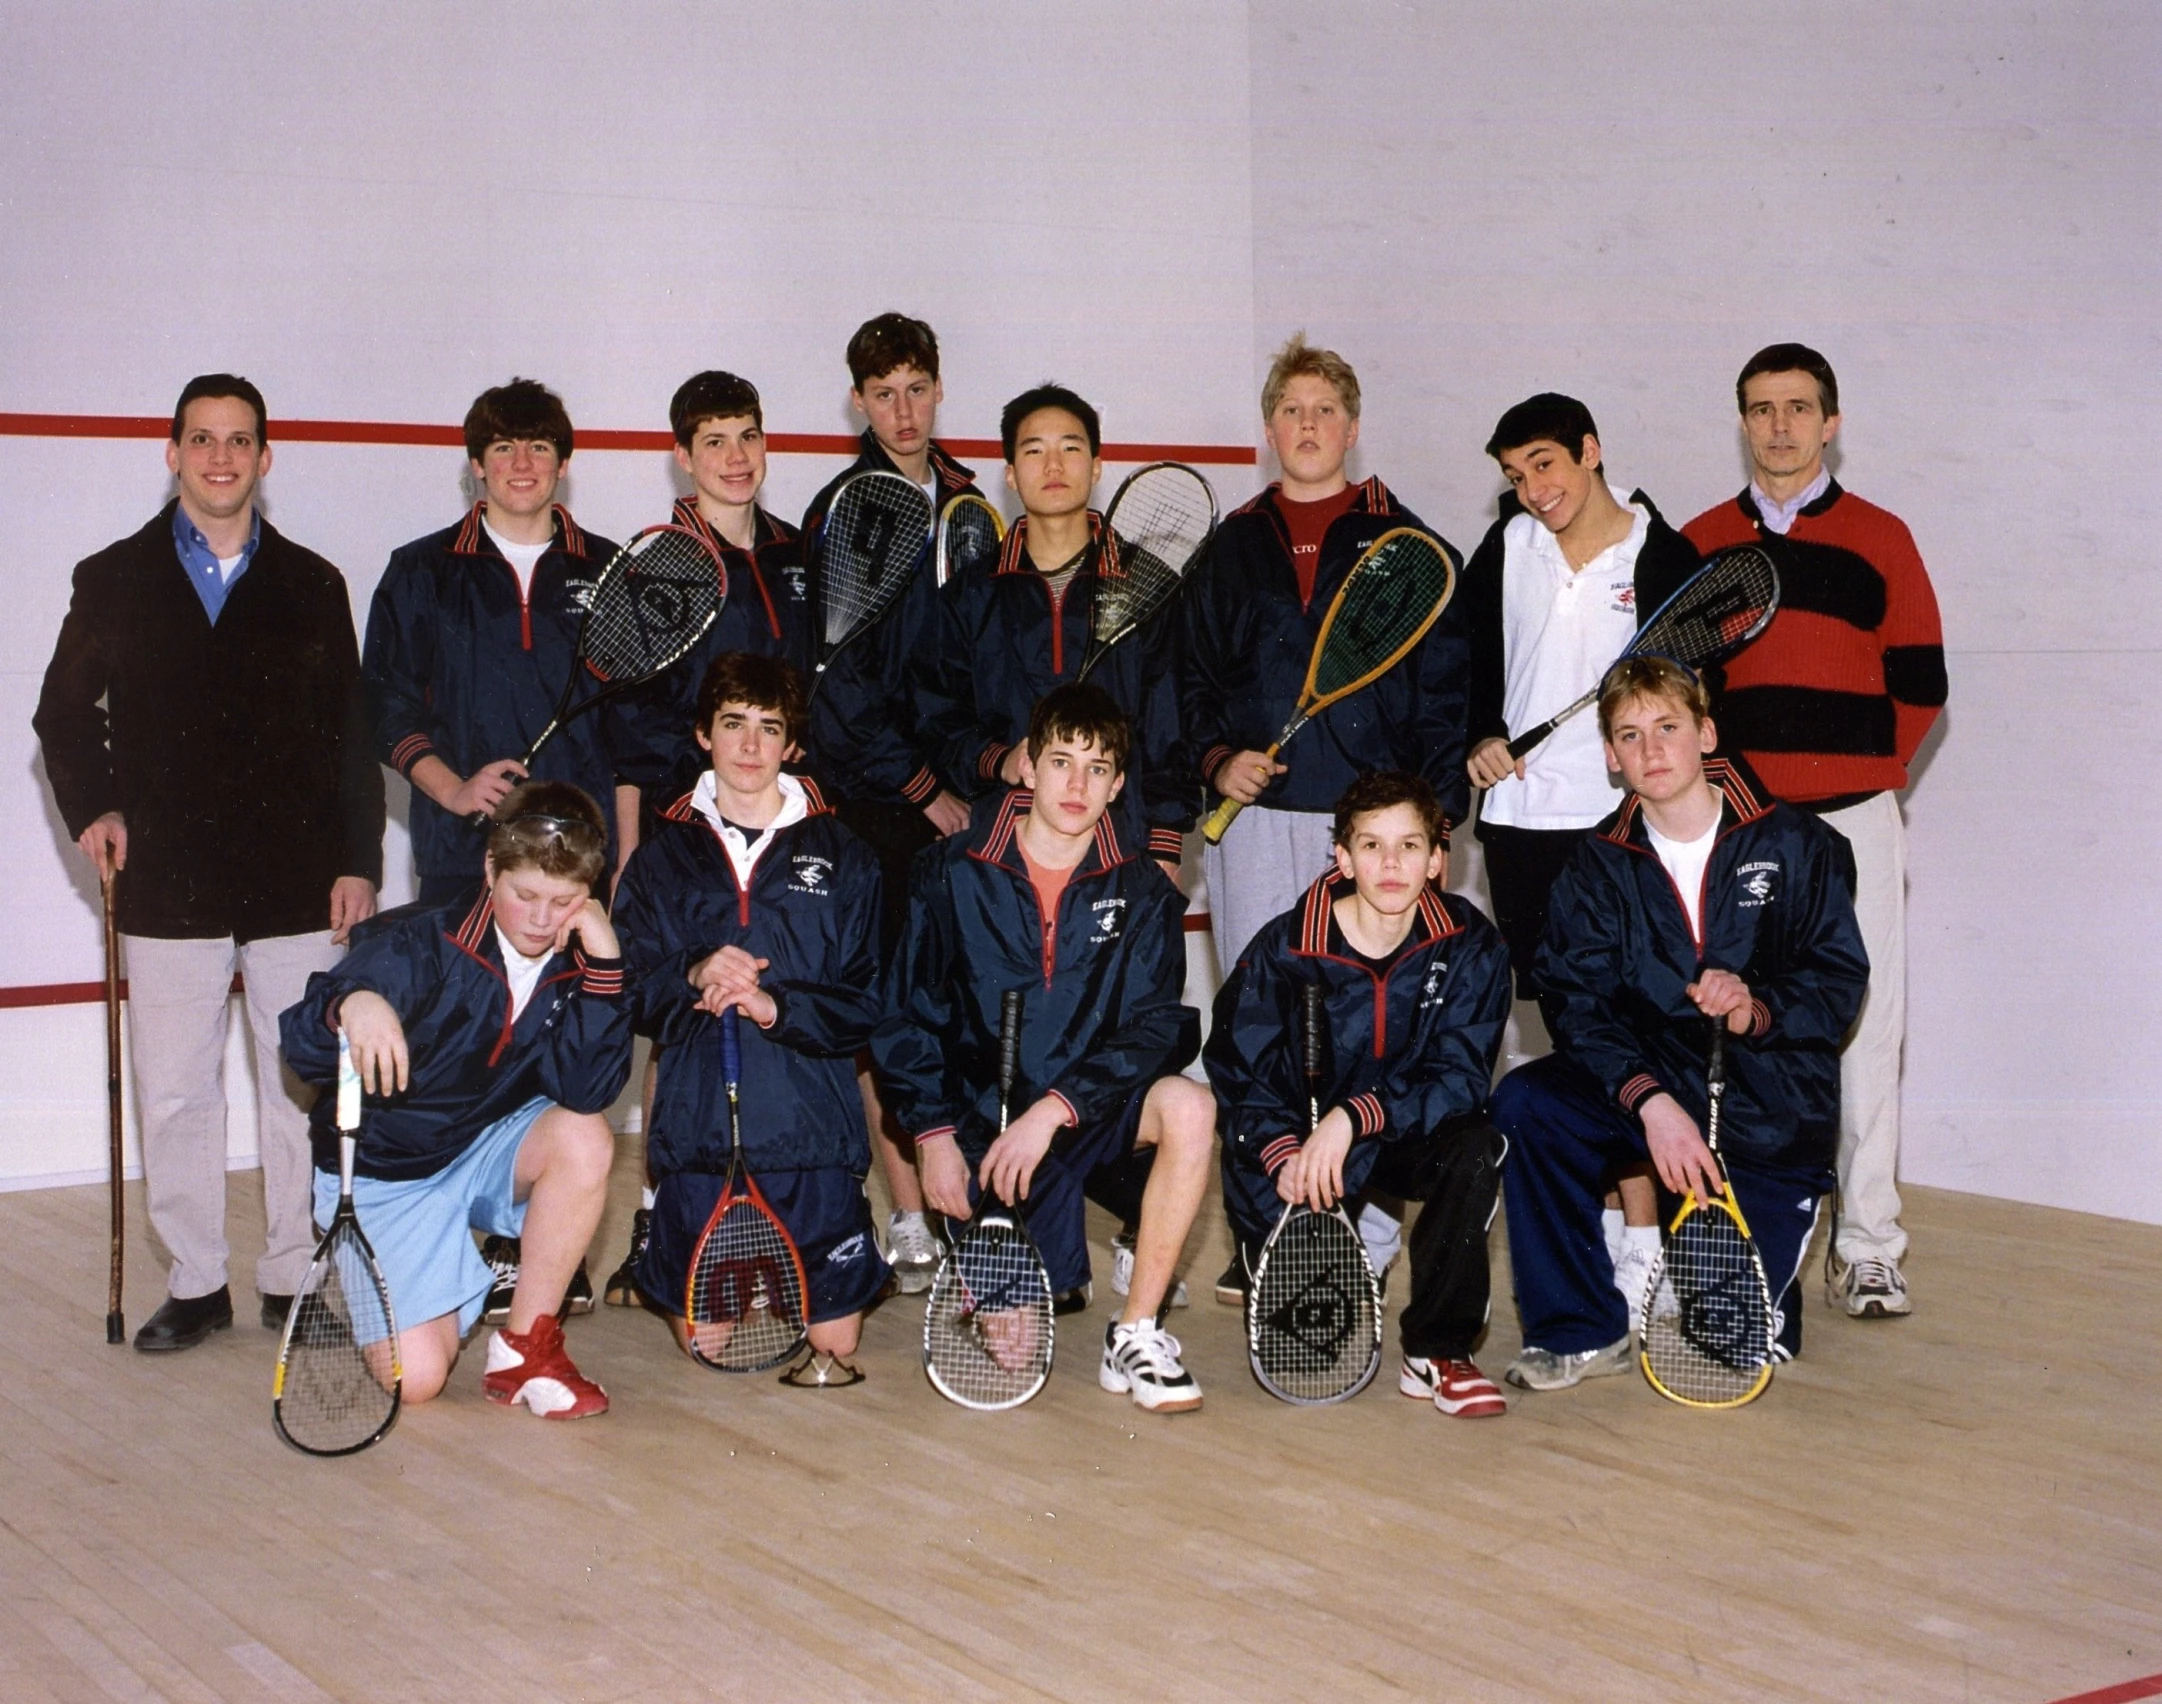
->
<box><xmin>481</xmin><ymin>1235</ymin><xmax>594</xmax><ymax>1320</ymax></box>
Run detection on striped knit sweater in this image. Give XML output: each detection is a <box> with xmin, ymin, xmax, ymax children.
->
<box><xmin>1683</xmin><ymin>482</ymin><xmax>1946</xmax><ymax>806</ymax></box>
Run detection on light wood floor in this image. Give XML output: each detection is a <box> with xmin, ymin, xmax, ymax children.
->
<box><xmin>3</xmin><ymin>1148</ymin><xmax>2159</xmax><ymax>1704</ymax></box>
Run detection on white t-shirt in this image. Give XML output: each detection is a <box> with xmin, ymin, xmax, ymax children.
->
<box><xmin>497</xmin><ymin>928</ymin><xmax>553</xmax><ymax>1021</ymax></box>
<box><xmin>215</xmin><ymin>552</ymin><xmax>245</xmax><ymax>584</ymax></box>
<box><xmin>1646</xmin><ymin>816</ymin><xmax>1719</xmax><ymax>943</ymax></box>
<box><xmin>1482</xmin><ymin>488</ymin><xmax>1650</xmax><ymax>831</ymax></box>
<box><xmin>689</xmin><ymin>769</ymin><xmax>809</xmax><ymax>888</ymax></box>
<box><xmin>483</xmin><ymin>517</ymin><xmax>551</xmax><ymax>597</ymax></box>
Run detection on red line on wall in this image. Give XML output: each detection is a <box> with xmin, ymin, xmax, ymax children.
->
<box><xmin>0</xmin><ymin>412</ymin><xmax>1257</xmax><ymax>466</ymax></box>
<box><xmin>0</xmin><ymin>975</ymin><xmax>245</xmax><ymax>1011</ymax></box>
<box><xmin>2046</xmin><ymin>1676</ymin><xmax>2162</xmax><ymax>1704</ymax></box>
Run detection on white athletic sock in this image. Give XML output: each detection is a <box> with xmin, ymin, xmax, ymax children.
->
<box><xmin>641</xmin><ymin>1187</ymin><xmax>656</xmax><ymax>1211</ymax></box>
<box><xmin>1622</xmin><ymin>1225</ymin><xmax>1660</xmax><ymax>1255</ymax></box>
<box><xmin>1357</xmin><ymin>1201</ymin><xmax>1402</xmax><ymax>1271</ymax></box>
<box><xmin>1603</xmin><ymin>1208</ymin><xmax>1626</xmax><ymax>1264</ymax></box>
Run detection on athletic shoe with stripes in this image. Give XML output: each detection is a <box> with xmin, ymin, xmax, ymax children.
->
<box><xmin>482</xmin><ymin>1315</ymin><xmax>608</xmax><ymax>1419</ymax></box>
<box><xmin>1109</xmin><ymin>1228</ymin><xmax>1189</xmax><ymax>1308</ymax></box>
<box><xmin>1835</xmin><ymin>1256</ymin><xmax>1912</xmax><ymax>1318</ymax></box>
<box><xmin>1100</xmin><ymin>1318</ymin><xmax>1203</xmax><ymax>1413</ymax></box>
<box><xmin>1400</xmin><ymin>1354</ymin><xmax>1507</xmax><ymax>1418</ymax></box>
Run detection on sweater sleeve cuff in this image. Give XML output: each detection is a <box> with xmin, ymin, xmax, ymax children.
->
<box><xmin>916</xmin><ymin>1125</ymin><xmax>959</xmax><ymax>1147</ymax></box>
<box><xmin>389</xmin><ymin>732</ymin><xmax>436</xmax><ymax>778</ymax></box>
<box><xmin>1618</xmin><ymin>1073</ymin><xmax>1664</xmax><ymax>1116</ymax></box>
<box><xmin>1746</xmin><ymin>998</ymin><xmax>1772</xmax><ymax>1038</ymax></box>
<box><xmin>900</xmin><ymin>766</ymin><xmax>940</xmax><ymax>805</ymax></box>
<box><xmin>1338</xmin><ymin>1093</ymin><xmax>1386</xmax><ymax>1139</ymax></box>
<box><xmin>1201</xmin><ymin>744</ymin><xmax>1234</xmax><ymax>784</ymax></box>
<box><xmin>1259</xmin><ymin>1133</ymin><xmax>1303</xmax><ymax>1175</ymax></box>
<box><xmin>1148</xmin><ymin>827</ymin><xmax>1185</xmax><ymax>862</ymax></box>
<box><xmin>1046</xmin><ymin>1090</ymin><xmax>1080</xmax><ymax>1128</ymax></box>
<box><xmin>976</xmin><ymin>741</ymin><xmax>1011</xmax><ymax>783</ymax></box>
<box><xmin>575</xmin><ymin>953</ymin><xmax>625</xmax><ymax>998</ymax></box>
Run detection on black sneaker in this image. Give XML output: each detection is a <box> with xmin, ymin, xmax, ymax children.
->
<box><xmin>1213</xmin><ymin>1250</ymin><xmax>1250</xmax><ymax>1307</ymax></box>
<box><xmin>481</xmin><ymin>1235</ymin><xmax>520</xmax><ymax>1322</ymax></box>
<box><xmin>1053</xmin><ymin>1282</ymin><xmax>1094</xmax><ymax>1316</ymax></box>
<box><xmin>563</xmin><ymin>1260</ymin><xmax>595</xmax><ymax>1315</ymax></box>
<box><xmin>603</xmin><ymin>1209</ymin><xmax>651</xmax><ymax>1307</ymax></box>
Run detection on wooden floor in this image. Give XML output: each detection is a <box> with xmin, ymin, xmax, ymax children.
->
<box><xmin>3</xmin><ymin>1151</ymin><xmax>2159</xmax><ymax>1704</ymax></box>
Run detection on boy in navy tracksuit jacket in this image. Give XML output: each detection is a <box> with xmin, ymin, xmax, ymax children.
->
<box><xmin>799</xmin><ymin>315</ymin><xmax>989</xmax><ymax>1294</ymax></box>
<box><xmin>1492</xmin><ymin>658</ymin><xmax>1868</xmax><ymax>1391</ymax></box>
<box><xmin>872</xmin><ymin>684</ymin><xmax>1218</xmax><ymax>1413</ymax></box>
<box><xmin>613</xmin><ymin>653</ymin><xmax>892</xmax><ymax>1386</ymax></box>
<box><xmin>914</xmin><ymin>385</ymin><xmax>1195</xmax><ymax>879</ymax></box>
<box><xmin>278</xmin><ymin>781</ymin><xmax>633</xmax><ymax>1420</ymax></box>
<box><xmin>364</xmin><ymin>379</ymin><xmax>624</xmax><ymax>902</ymax></box>
<box><xmin>609</xmin><ymin>371</ymin><xmax>814</xmax><ymax>838</ymax></box>
<box><xmin>1207</xmin><ymin>772</ymin><xmax>1513</xmax><ymax>1417</ymax></box>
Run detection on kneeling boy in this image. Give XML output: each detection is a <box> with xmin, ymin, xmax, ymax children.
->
<box><xmin>279</xmin><ymin>782</ymin><xmax>631</xmax><ymax>1416</ymax></box>
<box><xmin>613</xmin><ymin>653</ymin><xmax>891</xmax><ymax>1385</ymax></box>
<box><xmin>1206</xmin><ymin>772</ymin><xmax>1513</xmax><ymax>1416</ymax></box>
<box><xmin>873</xmin><ymin>683</ymin><xmax>1216</xmax><ymax>1412</ymax></box>
<box><xmin>1491</xmin><ymin>657</ymin><xmax>1868</xmax><ymax>1390</ymax></box>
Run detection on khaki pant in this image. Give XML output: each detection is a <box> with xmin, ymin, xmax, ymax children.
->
<box><xmin>1819</xmin><ymin>792</ymin><xmax>1909</xmax><ymax>1265</ymax></box>
<box><xmin>122</xmin><ymin>930</ymin><xmax>342</xmax><ymax>1300</ymax></box>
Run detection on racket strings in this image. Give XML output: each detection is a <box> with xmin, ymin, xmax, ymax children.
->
<box><xmin>1096</xmin><ymin>470</ymin><xmax>1214</xmax><ymax>640</ymax></box>
<box><xmin>925</xmin><ymin>1222</ymin><xmax>1053</xmax><ymax>1408</ymax></box>
<box><xmin>1635</xmin><ymin>547</ymin><xmax>1779</xmax><ymax>667</ymax></box>
<box><xmin>1642</xmin><ymin>1205</ymin><xmax>1775</xmax><ymax>1405</ymax></box>
<box><xmin>274</xmin><ymin>1229</ymin><xmax>398</xmax><ymax>1454</ymax></box>
<box><xmin>1311</xmin><ymin>533</ymin><xmax>1456</xmax><ymax>700</ymax></box>
<box><xmin>938</xmin><ymin>500</ymin><xmax>1005</xmax><ymax>584</ymax></box>
<box><xmin>818</xmin><ymin>478</ymin><xmax>934</xmax><ymax>650</ymax></box>
<box><xmin>1248</xmin><ymin>1212</ymin><xmax>1379</xmax><ymax>1403</ymax></box>
<box><xmin>687</xmin><ymin>1198</ymin><xmax>808</xmax><ymax>1372</ymax></box>
<box><xmin>580</xmin><ymin>530</ymin><xmax>724</xmax><ymax>681</ymax></box>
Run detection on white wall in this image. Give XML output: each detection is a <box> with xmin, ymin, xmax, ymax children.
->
<box><xmin>0</xmin><ymin>0</ymin><xmax>1259</xmax><ymax>1184</ymax></box>
<box><xmin>1246</xmin><ymin>0</ymin><xmax>2162</xmax><ymax>1220</ymax></box>
<box><xmin>6</xmin><ymin>2</ymin><xmax>2154</xmax><ymax>1223</ymax></box>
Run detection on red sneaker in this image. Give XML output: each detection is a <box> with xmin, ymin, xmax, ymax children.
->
<box><xmin>1400</xmin><ymin>1354</ymin><xmax>1507</xmax><ymax>1418</ymax></box>
<box><xmin>482</xmin><ymin>1315</ymin><xmax>609</xmax><ymax>1418</ymax></box>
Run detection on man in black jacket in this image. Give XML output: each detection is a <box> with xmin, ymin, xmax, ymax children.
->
<box><xmin>35</xmin><ymin>374</ymin><xmax>384</xmax><ymax>1351</ymax></box>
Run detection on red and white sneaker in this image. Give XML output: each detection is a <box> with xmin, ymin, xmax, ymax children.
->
<box><xmin>1400</xmin><ymin>1354</ymin><xmax>1507</xmax><ymax>1418</ymax></box>
<box><xmin>482</xmin><ymin>1315</ymin><xmax>609</xmax><ymax>1419</ymax></box>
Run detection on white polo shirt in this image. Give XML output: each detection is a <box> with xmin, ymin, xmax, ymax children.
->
<box><xmin>1482</xmin><ymin>488</ymin><xmax>1650</xmax><ymax>832</ymax></box>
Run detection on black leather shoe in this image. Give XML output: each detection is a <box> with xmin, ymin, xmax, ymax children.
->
<box><xmin>259</xmin><ymin>1292</ymin><xmax>294</xmax><ymax>1330</ymax></box>
<box><xmin>134</xmin><ymin>1287</ymin><xmax>234</xmax><ymax>1352</ymax></box>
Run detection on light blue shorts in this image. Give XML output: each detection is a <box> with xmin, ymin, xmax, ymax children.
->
<box><xmin>312</xmin><ymin>1099</ymin><xmax>550</xmax><ymax>1339</ymax></box>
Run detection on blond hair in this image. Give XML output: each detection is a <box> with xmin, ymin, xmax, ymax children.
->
<box><xmin>1596</xmin><ymin>656</ymin><xmax>1712</xmax><ymax>740</ymax></box>
<box><xmin>1261</xmin><ymin>333</ymin><xmax>1361</xmax><ymax>421</ymax></box>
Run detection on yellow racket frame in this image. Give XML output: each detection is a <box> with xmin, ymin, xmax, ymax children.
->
<box><xmin>1639</xmin><ymin>1184</ymin><xmax>1775</xmax><ymax>1410</ymax></box>
<box><xmin>936</xmin><ymin>492</ymin><xmax>1006</xmax><ymax>586</ymax></box>
<box><xmin>1201</xmin><ymin>526</ymin><xmax>1457</xmax><ymax>844</ymax></box>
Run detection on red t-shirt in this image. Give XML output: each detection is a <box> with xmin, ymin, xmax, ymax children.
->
<box><xmin>1278</xmin><ymin>484</ymin><xmax>1361</xmax><ymax>607</ymax></box>
<box><xmin>1018</xmin><ymin>844</ymin><xmax>1075</xmax><ymax>980</ymax></box>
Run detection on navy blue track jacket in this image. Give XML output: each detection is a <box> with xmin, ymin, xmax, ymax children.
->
<box><xmin>1459</xmin><ymin>488</ymin><xmax>1703</xmax><ymax>750</ymax></box>
<box><xmin>801</xmin><ymin>434</ymin><xmax>982</xmax><ymax>809</ymax></box>
<box><xmin>613</xmin><ymin>780</ymin><xmax>881</xmax><ymax>1176</ymax></box>
<box><xmin>1206</xmin><ymin>875</ymin><xmax>1510</xmax><ymax>1178</ymax></box>
<box><xmin>1180</xmin><ymin>478</ymin><xmax>1469</xmax><ymax>835</ymax></box>
<box><xmin>279</xmin><ymin>891</ymin><xmax>633</xmax><ymax>1182</ymax></box>
<box><xmin>915</xmin><ymin>517</ymin><xmax>1195</xmax><ymax>863</ymax></box>
<box><xmin>1535</xmin><ymin>758</ymin><xmax>1868</xmax><ymax>1169</ymax></box>
<box><xmin>363</xmin><ymin>505</ymin><xmax>622</xmax><ymax>884</ymax></box>
<box><xmin>872</xmin><ymin>789</ymin><xmax>1193</xmax><ymax>1157</ymax></box>
<box><xmin>607</xmin><ymin>499</ymin><xmax>813</xmax><ymax>812</ymax></box>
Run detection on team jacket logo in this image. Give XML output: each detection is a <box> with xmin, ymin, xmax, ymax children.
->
<box><xmin>1737</xmin><ymin>860</ymin><xmax>1780</xmax><ymax>907</ymax></box>
<box><xmin>563</xmin><ymin>576</ymin><xmax>599</xmax><ymax>612</ymax></box>
<box><xmin>1419</xmin><ymin>958</ymin><xmax>1449</xmax><ymax>1009</ymax></box>
<box><xmin>789</xmin><ymin>854</ymin><xmax>834</xmax><ymax>895</ymax></box>
<box><xmin>1089</xmin><ymin>897</ymin><xmax>1127</xmax><ymax>943</ymax></box>
<box><xmin>781</xmin><ymin>563</ymin><xmax>809</xmax><ymax>603</ymax></box>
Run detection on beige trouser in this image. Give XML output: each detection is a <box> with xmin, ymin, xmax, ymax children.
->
<box><xmin>122</xmin><ymin>930</ymin><xmax>342</xmax><ymax>1300</ymax></box>
<box><xmin>1819</xmin><ymin>792</ymin><xmax>1909</xmax><ymax>1265</ymax></box>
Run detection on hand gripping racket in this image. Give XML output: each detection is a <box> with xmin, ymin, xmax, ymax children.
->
<box><xmin>273</xmin><ymin>1032</ymin><xmax>402</xmax><ymax>1456</ymax></box>
<box><xmin>936</xmin><ymin>491</ymin><xmax>1006</xmax><ymax>588</ymax></box>
<box><xmin>1202</xmin><ymin>527</ymin><xmax>1458</xmax><ymax>844</ymax></box>
<box><xmin>466</xmin><ymin>523</ymin><xmax>725</xmax><ymax>824</ymax></box>
<box><xmin>1247</xmin><ymin>983</ymin><xmax>1383</xmax><ymax>1404</ymax></box>
<box><xmin>1076</xmin><ymin>461</ymin><xmax>1217</xmax><ymax>682</ymax></box>
<box><xmin>809</xmin><ymin>470</ymin><xmax>937</xmax><ymax>689</ymax></box>
<box><xmin>925</xmin><ymin>988</ymin><xmax>1055</xmax><ymax>1409</ymax></box>
<box><xmin>685</xmin><ymin>1006</ymin><xmax>811</xmax><ymax>1372</ymax></box>
<box><xmin>1640</xmin><ymin>1020</ymin><xmax>1777</xmax><ymax>1409</ymax></box>
<box><xmin>1504</xmin><ymin>544</ymin><xmax>1780</xmax><ymax>762</ymax></box>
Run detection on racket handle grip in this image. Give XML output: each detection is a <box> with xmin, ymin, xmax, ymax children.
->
<box><xmin>720</xmin><ymin>1005</ymin><xmax>742</xmax><ymax>1085</ymax></box>
<box><xmin>1201</xmin><ymin>793</ymin><xmax>1243</xmax><ymax>845</ymax></box>
<box><xmin>1301</xmin><ymin>983</ymin><xmax>1325</xmax><ymax>1086</ymax></box>
<box><xmin>335</xmin><ymin>1032</ymin><xmax>361</xmax><ymax>1133</ymax></box>
<box><xmin>997</xmin><ymin>988</ymin><xmax>1023</xmax><ymax>1104</ymax></box>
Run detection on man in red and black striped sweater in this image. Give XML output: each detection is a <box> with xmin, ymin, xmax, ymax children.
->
<box><xmin>1684</xmin><ymin>342</ymin><xmax>1946</xmax><ymax>1320</ymax></box>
